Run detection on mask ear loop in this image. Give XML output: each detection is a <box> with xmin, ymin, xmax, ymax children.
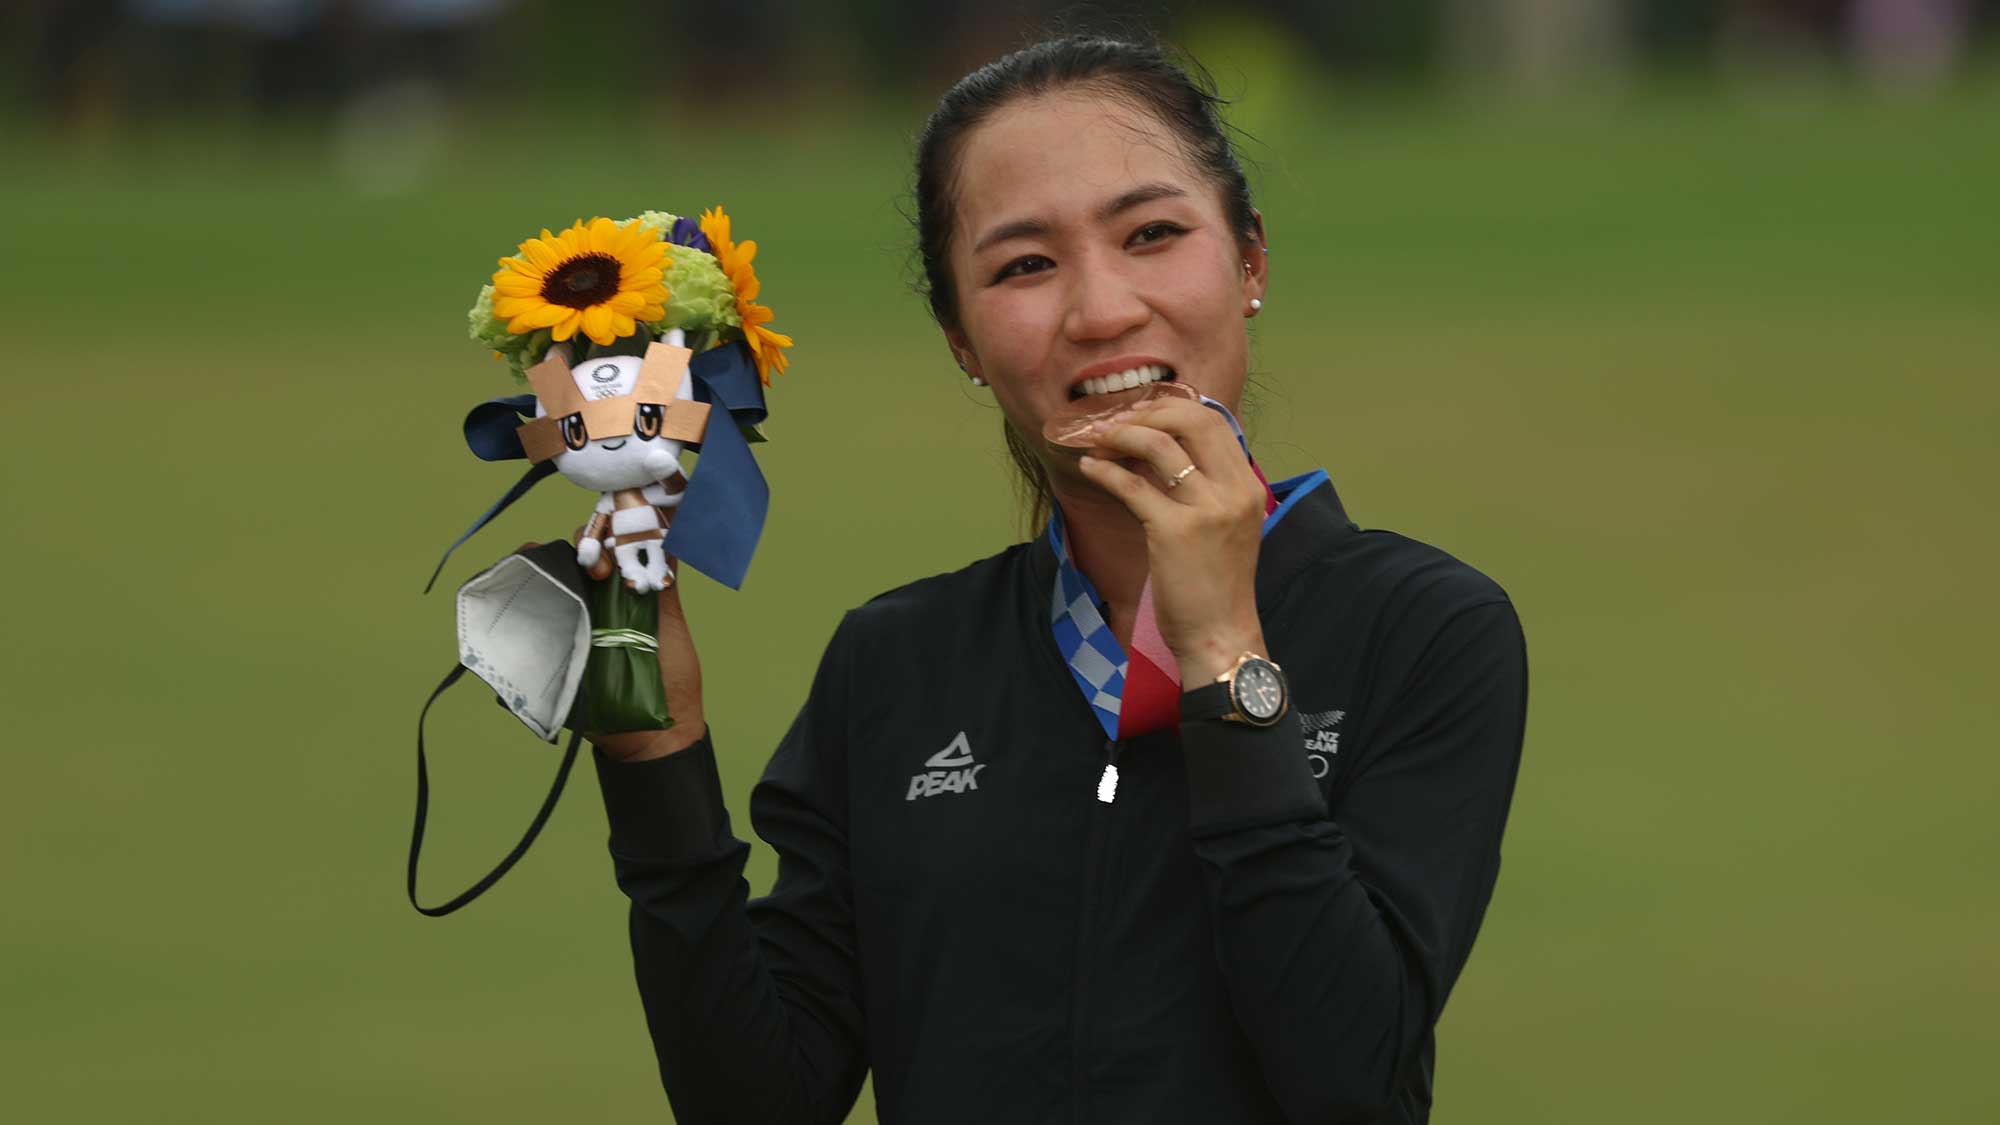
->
<box><xmin>424</xmin><ymin>459</ymin><xmax>557</xmax><ymax>593</ymax></box>
<box><xmin>408</xmin><ymin>663</ymin><xmax>583</xmax><ymax>917</ymax></box>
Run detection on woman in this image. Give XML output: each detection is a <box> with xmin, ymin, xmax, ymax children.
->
<box><xmin>588</xmin><ymin>36</ymin><xmax>1527</xmax><ymax>1125</ymax></box>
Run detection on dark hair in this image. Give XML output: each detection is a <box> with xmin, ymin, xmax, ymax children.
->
<box><xmin>911</xmin><ymin>35</ymin><xmax>1261</xmax><ymax>531</ymax></box>
<box><xmin>914</xmin><ymin>35</ymin><xmax>1258</xmax><ymax>328</ymax></box>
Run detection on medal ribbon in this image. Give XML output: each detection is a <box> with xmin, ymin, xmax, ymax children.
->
<box><xmin>1048</xmin><ymin>397</ymin><xmax>1299</xmax><ymax>740</ymax></box>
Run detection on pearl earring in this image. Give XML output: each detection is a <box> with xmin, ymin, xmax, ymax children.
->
<box><xmin>970</xmin><ymin>375</ymin><xmax>987</xmax><ymax>387</ymax></box>
<box><xmin>1248</xmin><ymin>298</ymin><xmax>1263</xmax><ymax>314</ymax></box>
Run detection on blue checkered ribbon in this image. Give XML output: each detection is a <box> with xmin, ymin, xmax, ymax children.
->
<box><xmin>1048</xmin><ymin>508</ymin><xmax>1130</xmax><ymax>739</ymax></box>
<box><xmin>1045</xmin><ymin>392</ymin><xmax>1328</xmax><ymax>740</ymax></box>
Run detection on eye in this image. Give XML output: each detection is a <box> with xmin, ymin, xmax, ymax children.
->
<box><xmin>1128</xmin><ymin>221</ymin><xmax>1186</xmax><ymax>247</ymax></box>
<box><xmin>634</xmin><ymin>403</ymin><xmax>664</xmax><ymax>440</ymax></box>
<box><xmin>561</xmin><ymin>413</ymin><xmax>589</xmax><ymax>451</ymax></box>
<box><xmin>992</xmin><ymin>255</ymin><xmax>1053</xmax><ymax>284</ymax></box>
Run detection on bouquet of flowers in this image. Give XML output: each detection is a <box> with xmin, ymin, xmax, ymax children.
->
<box><xmin>409</xmin><ymin>206</ymin><xmax>794</xmax><ymax>916</ymax></box>
<box><xmin>432</xmin><ymin>206</ymin><xmax>792</xmax><ymax>741</ymax></box>
<box><xmin>468</xmin><ymin>207</ymin><xmax>791</xmax><ymax>387</ymax></box>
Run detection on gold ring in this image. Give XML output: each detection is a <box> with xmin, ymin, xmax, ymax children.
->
<box><xmin>1167</xmin><ymin>463</ymin><xmax>1199</xmax><ymax>489</ymax></box>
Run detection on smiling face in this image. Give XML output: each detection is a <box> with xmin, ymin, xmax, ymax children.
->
<box><xmin>942</xmin><ymin>88</ymin><xmax>1267</xmax><ymax>490</ymax></box>
<box><xmin>534</xmin><ymin>353</ymin><xmax>692</xmax><ymax>492</ymax></box>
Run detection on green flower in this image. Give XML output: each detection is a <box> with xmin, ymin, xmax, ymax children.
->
<box><xmin>468</xmin><ymin>284</ymin><xmax>503</xmax><ymax>346</ymax></box>
<box><xmin>657</xmin><ymin>244</ymin><xmax>741</xmax><ymax>336</ymax></box>
<box><xmin>628</xmin><ymin>210</ymin><xmax>741</xmax><ymax>337</ymax></box>
<box><xmin>468</xmin><ymin>284</ymin><xmax>549</xmax><ymax>382</ymax></box>
<box><xmin>632</xmin><ymin>210</ymin><xmax>679</xmax><ymax>236</ymax></box>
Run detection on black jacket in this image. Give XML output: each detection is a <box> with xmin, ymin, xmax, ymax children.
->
<box><xmin>593</xmin><ymin>474</ymin><xmax>1528</xmax><ymax>1124</ymax></box>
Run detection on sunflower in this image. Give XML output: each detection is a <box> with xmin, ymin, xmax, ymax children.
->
<box><xmin>490</xmin><ymin>217</ymin><xmax>669</xmax><ymax>347</ymax></box>
<box><xmin>699</xmin><ymin>206</ymin><xmax>793</xmax><ymax>385</ymax></box>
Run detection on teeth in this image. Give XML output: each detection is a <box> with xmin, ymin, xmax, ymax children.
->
<box><xmin>1078</xmin><ymin>365</ymin><xmax>1171</xmax><ymax>397</ymax></box>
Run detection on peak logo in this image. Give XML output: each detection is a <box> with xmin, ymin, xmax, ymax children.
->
<box><xmin>907</xmin><ymin>732</ymin><xmax>985</xmax><ymax>800</ymax></box>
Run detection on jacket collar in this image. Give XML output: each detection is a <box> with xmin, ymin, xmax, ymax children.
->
<box><xmin>1254</xmin><ymin>470</ymin><xmax>1355</xmax><ymax>610</ymax></box>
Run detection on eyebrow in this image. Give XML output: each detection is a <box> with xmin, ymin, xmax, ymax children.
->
<box><xmin>1099</xmin><ymin>181</ymin><xmax>1188</xmax><ymax>220</ymax></box>
<box><xmin>970</xmin><ymin>181</ymin><xmax>1191</xmax><ymax>254</ymax></box>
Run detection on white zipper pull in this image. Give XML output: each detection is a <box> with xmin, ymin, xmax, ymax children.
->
<box><xmin>1096</xmin><ymin>762</ymin><xmax>1119</xmax><ymax>804</ymax></box>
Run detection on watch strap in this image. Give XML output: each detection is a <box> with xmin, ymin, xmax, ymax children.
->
<box><xmin>1179</xmin><ymin>680</ymin><xmax>1239</xmax><ymax>724</ymax></box>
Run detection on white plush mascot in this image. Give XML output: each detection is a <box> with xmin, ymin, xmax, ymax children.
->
<box><xmin>516</xmin><ymin>331</ymin><xmax>709</xmax><ymax>594</ymax></box>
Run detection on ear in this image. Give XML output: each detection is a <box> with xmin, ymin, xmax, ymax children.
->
<box><xmin>941</xmin><ymin>324</ymin><xmax>982</xmax><ymax>380</ymax></box>
<box><xmin>1241</xmin><ymin>208</ymin><xmax>1270</xmax><ymax>304</ymax></box>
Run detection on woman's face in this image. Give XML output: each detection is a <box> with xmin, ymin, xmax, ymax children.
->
<box><xmin>943</xmin><ymin>89</ymin><xmax>1267</xmax><ymax>491</ymax></box>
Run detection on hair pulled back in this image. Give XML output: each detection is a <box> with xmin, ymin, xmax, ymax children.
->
<box><xmin>912</xmin><ymin>35</ymin><xmax>1259</xmax><ymax>330</ymax></box>
<box><xmin>912</xmin><ymin>35</ymin><xmax>1260</xmax><ymax>533</ymax></box>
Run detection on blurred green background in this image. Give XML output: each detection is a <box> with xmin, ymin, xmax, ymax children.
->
<box><xmin>4</xmin><ymin>2</ymin><xmax>1998</xmax><ymax>1122</ymax></box>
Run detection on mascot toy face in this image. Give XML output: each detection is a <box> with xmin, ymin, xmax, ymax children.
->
<box><xmin>533</xmin><ymin>351</ymin><xmax>696</xmax><ymax>492</ymax></box>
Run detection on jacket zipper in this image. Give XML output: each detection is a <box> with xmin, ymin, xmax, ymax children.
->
<box><xmin>1071</xmin><ymin>737</ymin><xmax>1119</xmax><ymax>1123</ymax></box>
<box><xmin>1096</xmin><ymin>739</ymin><xmax>1123</xmax><ymax>803</ymax></box>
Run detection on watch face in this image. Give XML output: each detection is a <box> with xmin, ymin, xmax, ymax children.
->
<box><xmin>1234</xmin><ymin>660</ymin><xmax>1285</xmax><ymax>722</ymax></box>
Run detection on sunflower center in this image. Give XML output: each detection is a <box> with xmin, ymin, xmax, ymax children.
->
<box><xmin>541</xmin><ymin>253</ymin><xmax>623</xmax><ymax>308</ymax></box>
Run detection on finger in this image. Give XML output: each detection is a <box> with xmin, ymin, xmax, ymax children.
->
<box><xmin>1087</xmin><ymin>422</ymin><xmax>1209</xmax><ymax>500</ymax></box>
<box><xmin>1110</xmin><ymin>398</ymin><xmax>1258</xmax><ymax>493</ymax></box>
<box><xmin>655</xmin><ymin>558</ymin><xmax>688</xmax><ymax>619</ymax></box>
<box><xmin>1103</xmin><ymin>403</ymin><xmax>1265</xmax><ymax>521</ymax></box>
<box><xmin>651</xmin><ymin>572</ymin><xmax>704</xmax><ymax>727</ymax></box>
<box><xmin>1077</xmin><ymin>452</ymin><xmax>1182</xmax><ymax>525</ymax></box>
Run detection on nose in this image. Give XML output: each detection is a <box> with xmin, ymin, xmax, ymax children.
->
<box><xmin>1061</xmin><ymin>253</ymin><xmax>1148</xmax><ymax>344</ymax></box>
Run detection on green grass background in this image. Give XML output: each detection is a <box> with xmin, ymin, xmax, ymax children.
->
<box><xmin>3</xmin><ymin>80</ymin><xmax>1997</xmax><ymax>1122</ymax></box>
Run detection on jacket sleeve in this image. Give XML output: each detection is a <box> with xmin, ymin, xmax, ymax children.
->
<box><xmin>1180</xmin><ymin>598</ymin><xmax>1528</xmax><ymax>1124</ymax></box>
<box><xmin>592</xmin><ymin>616</ymin><xmax>867</xmax><ymax>1125</ymax></box>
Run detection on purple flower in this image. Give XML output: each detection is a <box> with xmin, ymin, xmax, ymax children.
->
<box><xmin>668</xmin><ymin>216</ymin><xmax>712</xmax><ymax>253</ymax></box>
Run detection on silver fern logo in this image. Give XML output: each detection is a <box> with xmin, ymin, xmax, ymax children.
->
<box><xmin>1300</xmin><ymin>709</ymin><xmax>1345</xmax><ymax>778</ymax></box>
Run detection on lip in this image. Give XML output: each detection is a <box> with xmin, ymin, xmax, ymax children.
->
<box><xmin>1067</xmin><ymin>354</ymin><xmax>1175</xmax><ymax>397</ymax></box>
<box><xmin>598</xmin><ymin>439</ymin><xmax>628</xmax><ymax>451</ymax></box>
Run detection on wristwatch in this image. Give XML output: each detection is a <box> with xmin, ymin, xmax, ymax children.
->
<box><xmin>1179</xmin><ymin>652</ymin><xmax>1290</xmax><ymax>728</ymax></box>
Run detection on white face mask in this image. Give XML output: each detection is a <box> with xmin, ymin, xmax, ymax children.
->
<box><xmin>454</xmin><ymin>541</ymin><xmax>594</xmax><ymax>741</ymax></box>
<box><xmin>411</xmin><ymin>540</ymin><xmax>596</xmax><ymax>917</ymax></box>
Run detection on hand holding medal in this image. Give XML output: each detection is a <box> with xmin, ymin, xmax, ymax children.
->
<box><xmin>1069</xmin><ymin>394</ymin><xmax>1272</xmax><ymax>686</ymax></box>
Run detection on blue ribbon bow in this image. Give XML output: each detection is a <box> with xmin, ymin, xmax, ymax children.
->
<box><xmin>424</xmin><ymin>341</ymin><xmax>771</xmax><ymax>593</ymax></box>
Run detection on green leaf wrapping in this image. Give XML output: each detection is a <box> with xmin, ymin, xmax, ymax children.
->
<box><xmin>570</xmin><ymin>578</ymin><xmax>674</xmax><ymax>737</ymax></box>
